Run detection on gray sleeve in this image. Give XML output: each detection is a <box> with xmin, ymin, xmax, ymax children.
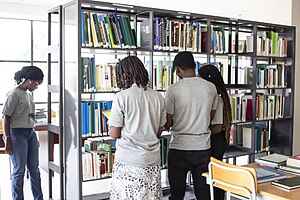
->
<box><xmin>2</xmin><ymin>92</ymin><xmax>17</xmax><ymax>117</ymax></box>
<box><xmin>211</xmin><ymin>97</ymin><xmax>224</xmax><ymax>125</ymax></box>
<box><xmin>109</xmin><ymin>94</ymin><xmax>124</xmax><ymax>128</ymax></box>
<box><xmin>165</xmin><ymin>88</ymin><xmax>175</xmax><ymax>115</ymax></box>
<box><xmin>211</xmin><ymin>86</ymin><xmax>219</xmax><ymax>110</ymax></box>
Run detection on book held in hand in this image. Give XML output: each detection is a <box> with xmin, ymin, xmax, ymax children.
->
<box><xmin>272</xmin><ymin>176</ymin><xmax>300</xmax><ymax>190</ymax></box>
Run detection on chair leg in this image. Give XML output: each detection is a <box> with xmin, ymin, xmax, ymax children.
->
<box><xmin>26</xmin><ymin>170</ymin><xmax>29</xmax><ymax>179</ymax></box>
<box><xmin>9</xmin><ymin>157</ymin><xmax>12</xmax><ymax>180</ymax></box>
<box><xmin>226</xmin><ymin>191</ymin><xmax>231</xmax><ymax>200</ymax></box>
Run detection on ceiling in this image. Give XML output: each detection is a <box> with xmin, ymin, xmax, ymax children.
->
<box><xmin>0</xmin><ymin>0</ymin><xmax>69</xmax><ymax>7</ymax></box>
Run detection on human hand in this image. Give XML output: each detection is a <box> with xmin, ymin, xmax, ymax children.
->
<box><xmin>5</xmin><ymin>137</ymin><xmax>13</xmax><ymax>155</ymax></box>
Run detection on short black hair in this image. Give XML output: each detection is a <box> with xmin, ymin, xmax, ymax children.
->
<box><xmin>173</xmin><ymin>51</ymin><xmax>195</xmax><ymax>70</ymax></box>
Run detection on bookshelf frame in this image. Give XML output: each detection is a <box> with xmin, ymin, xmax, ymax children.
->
<box><xmin>48</xmin><ymin>1</ymin><xmax>295</xmax><ymax>198</ymax></box>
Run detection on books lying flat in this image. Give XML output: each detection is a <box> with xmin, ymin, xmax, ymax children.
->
<box><xmin>255</xmin><ymin>153</ymin><xmax>288</xmax><ymax>168</ymax></box>
<box><xmin>272</xmin><ymin>176</ymin><xmax>300</xmax><ymax>190</ymax></box>
<box><xmin>256</xmin><ymin>168</ymin><xmax>287</xmax><ymax>183</ymax></box>
<box><xmin>287</xmin><ymin>154</ymin><xmax>300</xmax><ymax>168</ymax></box>
<box><xmin>278</xmin><ymin>165</ymin><xmax>300</xmax><ymax>175</ymax></box>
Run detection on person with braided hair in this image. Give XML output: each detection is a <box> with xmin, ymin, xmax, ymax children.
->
<box><xmin>198</xmin><ymin>64</ymin><xmax>232</xmax><ymax>200</ymax></box>
<box><xmin>109</xmin><ymin>56</ymin><xmax>166</xmax><ymax>200</ymax></box>
<box><xmin>2</xmin><ymin>66</ymin><xmax>44</xmax><ymax>200</ymax></box>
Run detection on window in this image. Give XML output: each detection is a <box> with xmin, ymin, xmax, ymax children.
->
<box><xmin>0</xmin><ymin>17</ymin><xmax>57</xmax><ymax>108</ymax></box>
<box><xmin>33</xmin><ymin>21</ymin><xmax>47</xmax><ymax>61</ymax></box>
<box><xmin>0</xmin><ymin>19</ymin><xmax>31</xmax><ymax>61</ymax></box>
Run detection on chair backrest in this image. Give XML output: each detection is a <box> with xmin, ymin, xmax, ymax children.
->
<box><xmin>208</xmin><ymin>157</ymin><xmax>258</xmax><ymax>200</ymax></box>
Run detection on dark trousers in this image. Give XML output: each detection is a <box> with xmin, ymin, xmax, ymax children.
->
<box><xmin>211</xmin><ymin>132</ymin><xmax>228</xmax><ymax>200</ymax></box>
<box><xmin>168</xmin><ymin>148</ymin><xmax>211</xmax><ymax>200</ymax></box>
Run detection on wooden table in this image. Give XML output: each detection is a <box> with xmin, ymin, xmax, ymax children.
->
<box><xmin>203</xmin><ymin>163</ymin><xmax>300</xmax><ymax>200</ymax></box>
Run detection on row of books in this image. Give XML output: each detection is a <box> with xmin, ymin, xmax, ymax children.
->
<box><xmin>82</xmin><ymin>11</ymin><xmax>136</xmax><ymax>48</ymax></box>
<box><xmin>257</xmin><ymin>63</ymin><xmax>287</xmax><ymax>88</ymax></box>
<box><xmin>81</xmin><ymin>57</ymin><xmax>223</xmax><ymax>92</ymax></box>
<box><xmin>81</xmin><ymin>10</ymin><xmax>290</xmax><ymax>58</ymax></box>
<box><xmin>229</xmin><ymin>124</ymin><xmax>269</xmax><ymax>152</ymax></box>
<box><xmin>82</xmin><ymin>136</ymin><xmax>169</xmax><ymax>180</ymax></box>
<box><xmin>150</xmin><ymin>17</ymin><xmax>227</xmax><ymax>54</ymax></box>
<box><xmin>82</xmin><ymin>138</ymin><xmax>115</xmax><ymax>181</ymax></box>
<box><xmin>230</xmin><ymin>93</ymin><xmax>285</xmax><ymax>123</ymax></box>
<box><xmin>152</xmin><ymin>60</ymin><xmax>178</xmax><ymax>90</ymax></box>
<box><xmin>81</xmin><ymin>57</ymin><xmax>120</xmax><ymax>92</ymax></box>
<box><xmin>256</xmin><ymin>93</ymin><xmax>285</xmax><ymax>120</ymax></box>
<box><xmin>242</xmin><ymin>125</ymin><xmax>270</xmax><ymax>153</ymax></box>
<box><xmin>81</xmin><ymin>58</ymin><xmax>287</xmax><ymax>93</ymax></box>
<box><xmin>81</xmin><ymin>101</ymin><xmax>112</xmax><ymax>137</ymax></box>
<box><xmin>246</xmin><ymin>31</ymin><xmax>288</xmax><ymax>57</ymax></box>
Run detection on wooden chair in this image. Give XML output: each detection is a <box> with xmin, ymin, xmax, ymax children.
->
<box><xmin>208</xmin><ymin>157</ymin><xmax>258</xmax><ymax>200</ymax></box>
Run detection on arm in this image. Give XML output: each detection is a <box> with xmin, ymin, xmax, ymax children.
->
<box><xmin>157</xmin><ymin>126</ymin><xmax>164</xmax><ymax>138</ymax></box>
<box><xmin>164</xmin><ymin>113</ymin><xmax>173</xmax><ymax>131</ymax></box>
<box><xmin>3</xmin><ymin>114</ymin><xmax>13</xmax><ymax>154</ymax></box>
<box><xmin>210</xmin><ymin>124</ymin><xmax>223</xmax><ymax>135</ymax></box>
<box><xmin>210</xmin><ymin>96</ymin><xmax>223</xmax><ymax>135</ymax></box>
<box><xmin>109</xmin><ymin>126</ymin><xmax>122</xmax><ymax>139</ymax></box>
<box><xmin>210</xmin><ymin>110</ymin><xmax>216</xmax><ymax>121</ymax></box>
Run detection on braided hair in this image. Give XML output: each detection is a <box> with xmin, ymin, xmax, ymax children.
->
<box><xmin>117</xmin><ymin>56</ymin><xmax>149</xmax><ymax>90</ymax></box>
<box><xmin>14</xmin><ymin>66</ymin><xmax>44</xmax><ymax>85</ymax></box>
<box><xmin>198</xmin><ymin>64</ymin><xmax>232</xmax><ymax>144</ymax></box>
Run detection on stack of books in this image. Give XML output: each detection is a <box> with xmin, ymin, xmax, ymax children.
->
<box><xmin>255</xmin><ymin>153</ymin><xmax>288</xmax><ymax>168</ymax></box>
<box><xmin>287</xmin><ymin>154</ymin><xmax>300</xmax><ymax>167</ymax></box>
<box><xmin>272</xmin><ymin>176</ymin><xmax>300</xmax><ymax>190</ymax></box>
<box><xmin>277</xmin><ymin>154</ymin><xmax>300</xmax><ymax>174</ymax></box>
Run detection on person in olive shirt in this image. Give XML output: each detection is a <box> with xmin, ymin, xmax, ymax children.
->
<box><xmin>165</xmin><ymin>52</ymin><xmax>218</xmax><ymax>200</ymax></box>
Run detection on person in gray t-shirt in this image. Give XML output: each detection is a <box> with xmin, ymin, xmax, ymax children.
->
<box><xmin>165</xmin><ymin>52</ymin><xmax>218</xmax><ymax>200</ymax></box>
<box><xmin>2</xmin><ymin>66</ymin><xmax>44</xmax><ymax>200</ymax></box>
<box><xmin>109</xmin><ymin>56</ymin><xmax>166</xmax><ymax>200</ymax></box>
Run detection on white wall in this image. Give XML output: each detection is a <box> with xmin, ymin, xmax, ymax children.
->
<box><xmin>292</xmin><ymin>0</ymin><xmax>300</xmax><ymax>155</ymax></box>
<box><xmin>0</xmin><ymin>2</ymin><xmax>47</xmax><ymax>20</ymax></box>
<box><xmin>0</xmin><ymin>0</ymin><xmax>292</xmax><ymax>25</ymax></box>
<box><xmin>103</xmin><ymin>0</ymin><xmax>292</xmax><ymax>25</ymax></box>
